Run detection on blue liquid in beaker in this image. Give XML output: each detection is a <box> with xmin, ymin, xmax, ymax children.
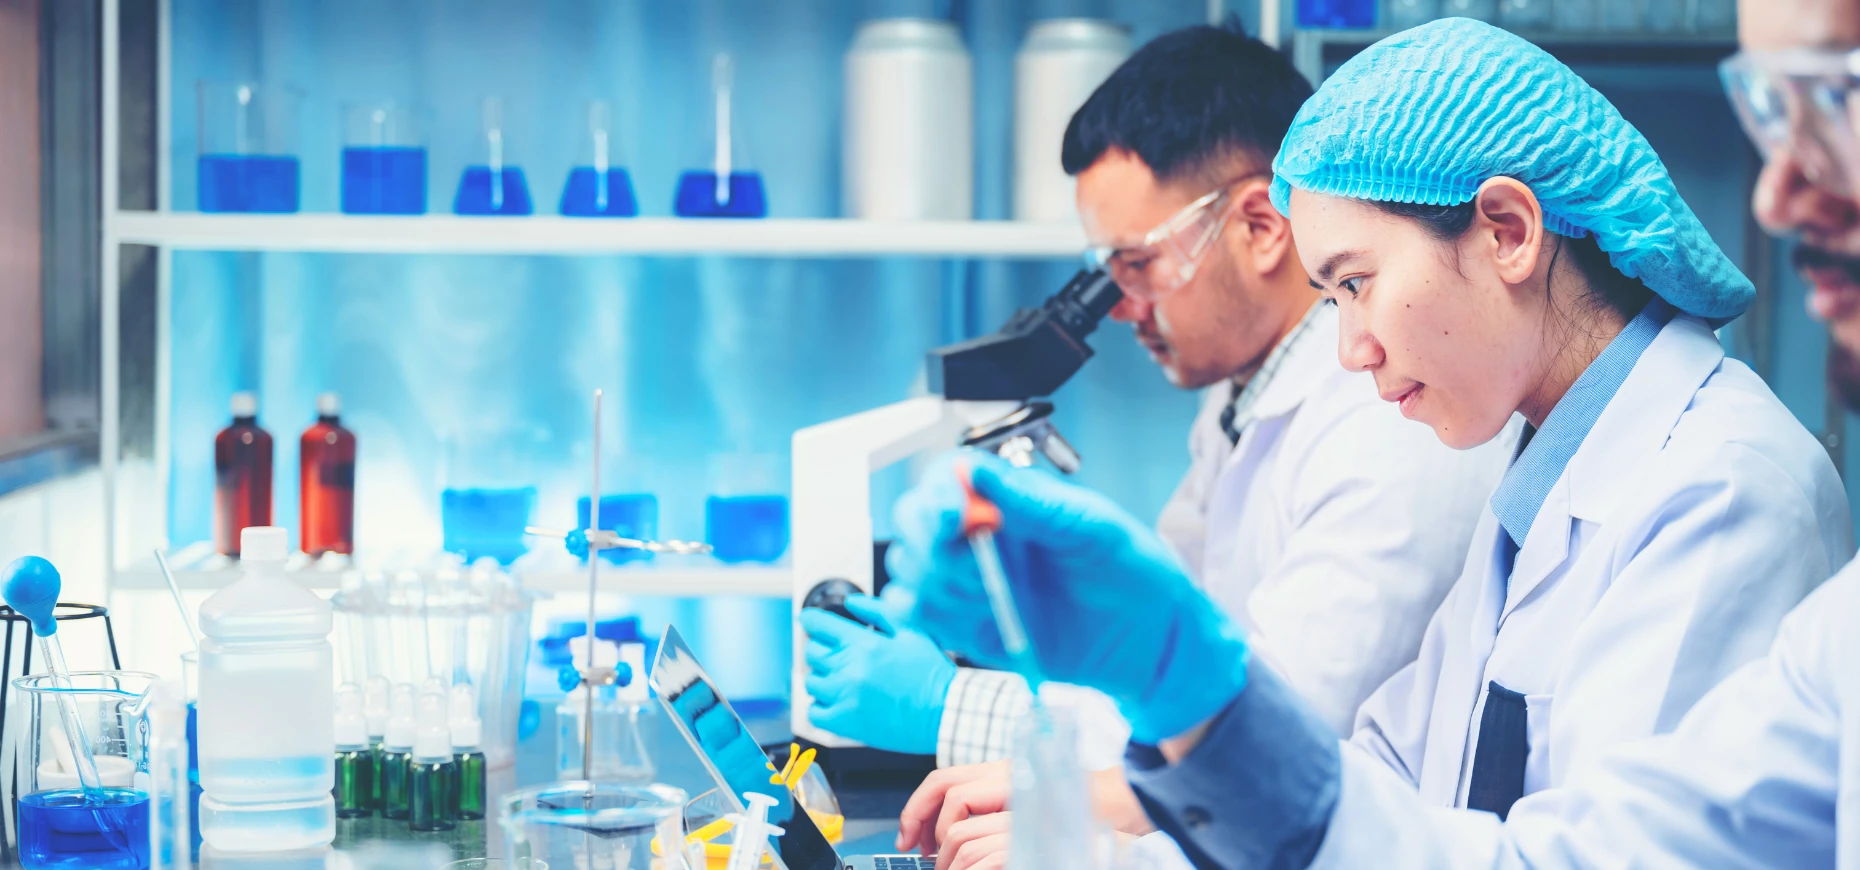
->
<box><xmin>1294</xmin><ymin>0</ymin><xmax>1377</xmax><ymax>27</ymax></box>
<box><xmin>454</xmin><ymin>166</ymin><xmax>534</xmax><ymax>215</ymax></box>
<box><xmin>560</xmin><ymin>167</ymin><xmax>640</xmax><ymax>217</ymax></box>
<box><xmin>577</xmin><ymin>495</ymin><xmax>657</xmax><ymax>564</ymax></box>
<box><xmin>198</xmin><ymin>154</ymin><xmax>300</xmax><ymax>213</ymax></box>
<box><xmin>707</xmin><ymin>495</ymin><xmax>789</xmax><ymax>563</ymax></box>
<box><xmin>673</xmin><ymin>171</ymin><xmax>767</xmax><ymax>217</ymax></box>
<box><xmin>441</xmin><ymin>486</ymin><xmax>538</xmax><ymax>565</ymax></box>
<box><xmin>17</xmin><ymin>788</ymin><xmax>151</xmax><ymax>870</ymax></box>
<box><xmin>341</xmin><ymin>146</ymin><xmax>427</xmax><ymax>214</ymax></box>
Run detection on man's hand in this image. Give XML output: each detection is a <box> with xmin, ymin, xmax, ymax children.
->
<box><xmin>897</xmin><ymin>761</ymin><xmax>1011</xmax><ymax>856</ymax></box>
<box><xmin>937</xmin><ymin>812</ymin><xmax>1011</xmax><ymax>870</ymax></box>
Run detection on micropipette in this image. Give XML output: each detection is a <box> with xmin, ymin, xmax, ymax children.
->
<box><xmin>2</xmin><ymin>557</ymin><xmax>104</xmax><ymax>798</ymax></box>
<box><xmin>723</xmin><ymin>791</ymin><xmax>786</xmax><ymax>870</ymax></box>
<box><xmin>956</xmin><ymin>465</ymin><xmax>1043</xmax><ymax>696</ymax></box>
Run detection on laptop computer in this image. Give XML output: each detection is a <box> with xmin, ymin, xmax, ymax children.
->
<box><xmin>650</xmin><ymin>625</ymin><xmax>936</xmax><ymax>870</ymax></box>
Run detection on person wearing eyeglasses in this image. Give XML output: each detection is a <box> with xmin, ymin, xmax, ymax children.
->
<box><xmin>876</xmin><ymin>11</ymin><xmax>1860</xmax><ymax>870</ymax></box>
<box><xmin>799</xmin><ymin>22</ymin><xmax>1506</xmax><ymax>785</ymax></box>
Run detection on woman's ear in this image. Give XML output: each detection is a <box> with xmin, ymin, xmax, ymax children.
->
<box><xmin>1468</xmin><ymin>177</ymin><xmax>1546</xmax><ymax>286</ymax></box>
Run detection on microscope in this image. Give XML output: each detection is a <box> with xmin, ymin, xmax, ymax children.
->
<box><xmin>789</xmin><ymin>268</ymin><xmax>1120</xmax><ymax>749</ymax></box>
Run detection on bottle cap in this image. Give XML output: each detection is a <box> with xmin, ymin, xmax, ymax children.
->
<box><xmin>414</xmin><ymin>693</ymin><xmax>451</xmax><ymax>761</ymax></box>
<box><xmin>386</xmin><ymin>683</ymin><xmax>417</xmax><ymax>750</ymax></box>
<box><xmin>448</xmin><ymin>683</ymin><xmax>476</xmax><ymax>724</ymax></box>
<box><xmin>231</xmin><ymin>392</ymin><xmax>258</xmax><ymax>418</ymax></box>
<box><xmin>364</xmin><ymin>677</ymin><xmax>391</xmax><ymax>738</ymax></box>
<box><xmin>335</xmin><ymin>684</ymin><xmax>368</xmax><ymax>748</ymax></box>
<box><xmin>316</xmin><ymin>393</ymin><xmax>341</xmax><ymax>416</ymax></box>
<box><xmin>240</xmin><ymin>527</ymin><xmax>289</xmax><ymax>563</ymax></box>
<box><xmin>449</xmin><ymin>714</ymin><xmax>482</xmax><ymax>750</ymax></box>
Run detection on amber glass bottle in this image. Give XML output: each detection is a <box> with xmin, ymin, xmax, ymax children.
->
<box><xmin>300</xmin><ymin>393</ymin><xmax>356</xmax><ymax>556</ymax></box>
<box><xmin>214</xmin><ymin>392</ymin><xmax>273</xmax><ymax>557</ymax></box>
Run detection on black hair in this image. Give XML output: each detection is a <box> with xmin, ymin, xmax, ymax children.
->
<box><xmin>1372</xmin><ymin>200</ymin><xmax>1655</xmax><ymax>322</ymax></box>
<box><xmin>1060</xmin><ymin>21</ymin><xmax>1314</xmax><ymax>184</ymax></box>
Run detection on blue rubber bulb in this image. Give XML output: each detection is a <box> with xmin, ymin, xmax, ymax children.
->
<box><xmin>557</xmin><ymin>665</ymin><xmax>581</xmax><ymax>694</ymax></box>
<box><xmin>2</xmin><ymin>556</ymin><xmax>60</xmax><ymax>637</ymax></box>
<box><xmin>614</xmin><ymin>661</ymin><xmax>633</xmax><ymax>688</ymax></box>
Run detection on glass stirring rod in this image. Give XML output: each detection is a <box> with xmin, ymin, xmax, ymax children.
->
<box><xmin>956</xmin><ymin>464</ymin><xmax>1043</xmax><ymax>697</ymax></box>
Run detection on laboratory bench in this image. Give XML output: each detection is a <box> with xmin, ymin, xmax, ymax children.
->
<box><xmin>0</xmin><ymin>702</ymin><xmax>930</xmax><ymax>870</ymax></box>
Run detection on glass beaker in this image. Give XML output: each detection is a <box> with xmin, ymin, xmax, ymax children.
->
<box><xmin>1552</xmin><ymin>0</ymin><xmax>1598</xmax><ymax>30</ymax></box>
<box><xmin>705</xmin><ymin>455</ymin><xmax>788</xmax><ymax>564</ymax></box>
<box><xmin>561</xmin><ymin>101</ymin><xmax>639</xmax><ymax>218</ymax></box>
<box><xmin>342</xmin><ymin>102</ymin><xmax>428</xmax><ymax>215</ymax></box>
<box><xmin>674</xmin><ymin>54</ymin><xmax>767</xmax><ymax>218</ymax></box>
<box><xmin>499</xmin><ymin>782</ymin><xmax>686</xmax><ymax>870</ymax></box>
<box><xmin>1495</xmin><ymin>0</ymin><xmax>1551</xmax><ymax>28</ymax></box>
<box><xmin>456</xmin><ymin>97</ymin><xmax>535</xmax><ymax>216</ymax></box>
<box><xmin>577</xmin><ymin>495</ymin><xmax>658</xmax><ymax>565</ymax></box>
<box><xmin>7</xmin><ymin>671</ymin><xmax>157</xmax><ymax>870</ymax></box>
<box><xmin>440</xmin><ymin>424</ymin><xmax>548</xmax><ymax>566</ymax></box>
<box><xmin>196</xmin><ymin>81</ymin><xmax>301</xmax><ymax>213</ymax></box>
<box><xmin>1293</xmin><ymin>0</ymin><xmax>1377</xmax><ymax>27</ymax></box>
<box><xmin>1384</xmin><ymin>0</ymin><xmax>1438</xmax><ymax>28</ymax></box>
<box><xmin>1438</xmin><ymin>0</ymin><xmax>1497</xmax><ymax>19</ymax></box>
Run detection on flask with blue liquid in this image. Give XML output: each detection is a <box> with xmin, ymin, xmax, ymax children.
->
<box><xmin>561</xmin><ymin>100</ymin><xmax>638</xmax><ymax>217</ymax></box>
<box><xmin>675</xmin><ymin>54</ymin><xmax>767</xmax><ymax>218</ymax></box>
<box><xmin>455</xmin><ymin>97</ymin><xmax>534</xmax><ymax>216</ymax></box>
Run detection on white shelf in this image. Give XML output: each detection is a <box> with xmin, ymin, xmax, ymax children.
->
<box><xmin>116</xmin><ymin>545</ymin><xmax>791</xmax><ymax>597</ymax></box>
<box><xmin>111</xmin><ymin>212</ymin><xmax>1089</xmax><ymax>259</ymax></box>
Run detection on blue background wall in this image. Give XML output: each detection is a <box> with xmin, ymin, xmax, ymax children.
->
<box><xmin>164</xmin><ymin>2</ymin><xmax>1860</xmax><ymax>699</ymax></box>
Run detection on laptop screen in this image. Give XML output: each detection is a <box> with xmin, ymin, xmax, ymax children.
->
<box><xmin>651</xmin><ymin>625</ymin><xmax>842</xmax><ymax>870</ymax></box>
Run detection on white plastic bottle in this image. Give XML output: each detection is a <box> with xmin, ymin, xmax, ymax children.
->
<box><xmin>196</xmin><ymin>526</ymin><xmax>336</xmax><ymax>850</ymax></box>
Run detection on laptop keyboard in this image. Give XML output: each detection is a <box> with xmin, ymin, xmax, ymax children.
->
<box><xmin>872</xmin><ymin>857</ymin><xmax>937</xmax><ymax>870</ymax></box>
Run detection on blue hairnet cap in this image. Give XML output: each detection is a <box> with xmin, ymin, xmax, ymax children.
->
<box><xmin>1269</xmin><ymin>18</ymin><xmax>1753</xmax><ymax>323</ymax></box>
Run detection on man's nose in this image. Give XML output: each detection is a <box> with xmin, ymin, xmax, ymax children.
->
<box><xmin>1753</xmin><ymin>148</ymin><xmax>1860</xmax><ymax>240</ymax></box>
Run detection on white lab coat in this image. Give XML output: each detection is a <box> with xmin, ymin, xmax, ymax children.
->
<box><xmin>1343</xmin><ymin>313</ymin><xmax>1854</xmax><ymax>824</ymax></box>
<box><xmin>1156</xmin><ymin>303</ymin><xmax>1510</xmax><ymax>734</ymax></box>
<box><xmin>1310</xmin><ymin>552</ymin><xmax>1860</xmax><ymax>869</ymax></box>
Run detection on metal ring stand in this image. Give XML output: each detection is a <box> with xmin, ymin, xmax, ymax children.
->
<box><xmin>0</xmin><ymin>603</ymin><xmax>122</xmax><ymax>861</ymax></box>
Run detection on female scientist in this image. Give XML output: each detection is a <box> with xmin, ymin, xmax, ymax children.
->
<box><xmin>883</xmin><ymin>17</ymin><xmax>1856</xmax><ymax>869</ymax></box>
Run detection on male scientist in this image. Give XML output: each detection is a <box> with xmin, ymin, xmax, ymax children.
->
<box><xmin>800</xmin><ymin>22</ymin><xmax>1505</xmax><ymax>770</ymax></box>
<box><xmin>887</xmin><ymin>1</ymin><xmax>1860</xmax><ymax>868</ymax></box>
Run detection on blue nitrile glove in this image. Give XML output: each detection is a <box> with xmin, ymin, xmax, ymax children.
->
<box><xmin>884</xmin><ymin>450</ymin><xmax>1251</xmax><ymax>744</ymax></box>
<box><xmin>800</xmin><ymin>594</ymin><xmax>956</xmax><ymax>754</ymax></box>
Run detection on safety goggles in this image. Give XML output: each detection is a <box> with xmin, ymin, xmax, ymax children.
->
<box><xmin>1721</xmin><ymin>49</ymin><xmax>1860</xmax><ymax>194</ymax></box>
<box><xmin>1084</xmin><ymin>175</ymin><xmax>1264</xmax><ymax>302</ymax></box>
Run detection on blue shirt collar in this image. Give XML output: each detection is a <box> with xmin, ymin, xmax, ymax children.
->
<box><xmin>1490</xmin><ymin>299</ymin><xmax>1677</xmax><ymax>550</ymax></box>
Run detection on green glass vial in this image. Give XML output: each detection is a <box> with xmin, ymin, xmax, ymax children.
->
<box><xmin>408</xmin><ymin>694</ymin><xmax>456</xmax><ymax>832</ymax></box>
<box><xmin>448</xmin><ymin>698</ymin><xmax>487</xmax><ymax>821</ymax></box>
<box><xmin>333</xmin><ymin>684</ymin><xmax>374</xmax><ymax>818</ymax></box>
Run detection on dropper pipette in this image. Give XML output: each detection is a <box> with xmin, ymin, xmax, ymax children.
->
<box><xmin>955</xmin><ymin>465</ymin><xmax>1043</xmax><ymax>697</ymax></box>
<box><xmin>3</xmin><ymin>557</ymin><xmax>105</xmax><ymax>798</ymax></box>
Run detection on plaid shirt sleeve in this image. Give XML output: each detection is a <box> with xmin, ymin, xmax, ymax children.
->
<box><xmin>936</xmin><ymin>667</ymin><xmax>1034</xmax><ymax>768</ymax></box>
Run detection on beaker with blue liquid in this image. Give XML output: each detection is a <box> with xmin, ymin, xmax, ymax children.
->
<box><xmin>7</xmin><ymin>671</ymin><xmax>157</xmax><ymax>870</ymax></box>
<box><xmin>577</xmin><ymin>495</ymin><xmax>658</xmax><ymax>565</ymax></box>
<box><xmin>455</xmin><ymin>97</ymin><xmax>534</xmax><ymax>216</ymax></box>
<box><xmin>706</xmin><ymin>455</ymin><xmax>788</xmax><ymax>564</ymax></box>
<box><xmin>196</xmin><ymin>82</ymin><xmax>301</xmax><ymax>213</ymax></box>
<box><xmin>561</xmin><ymin>101</ymin><xmax>639</xmax><ymax>218</ymax></box>
<box><xmin>342</xmin><ymin>102</ymin><xmax>428</xmax><ymax>215</ymax></box>
<box><xmin>674</xmin><ymin>54</ymin><xmax>767</xmax><ymax>218</ymax></box>
<box><xmin>440</xmin><ymin>424</ymin><xmax>548</xmax><ymax>565</ymax></box>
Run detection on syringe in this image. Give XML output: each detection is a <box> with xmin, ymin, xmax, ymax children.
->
<box><xmin>2</xmin><ymin>557</ymin><xmax>104</xmax><ymax>798</ymax></box>
<box><xmin>956</xmin><ymin>464</ymin><xmax>1043</xmax><ymax>697</ymax></box>
<box><xmin>723</xmin><ymin>791</ymin><xmax>786</xmax><ymax>870</ymax></box>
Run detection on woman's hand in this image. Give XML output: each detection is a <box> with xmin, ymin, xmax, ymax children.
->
<box><xmin>897</xmin><ymin>761</ymin><xmax>1011</xmax><ymax>856</ymax></box>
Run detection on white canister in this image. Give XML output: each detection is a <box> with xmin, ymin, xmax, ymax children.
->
<box><xmin>1014</xmin><ymin>19</ymin><xmax>1131</xmax><ymax>223</ymax></box>
<box><xmin>843</xmin><ymin>18</ymin><xmax>973</xmax><ymax>220</ymax></box>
